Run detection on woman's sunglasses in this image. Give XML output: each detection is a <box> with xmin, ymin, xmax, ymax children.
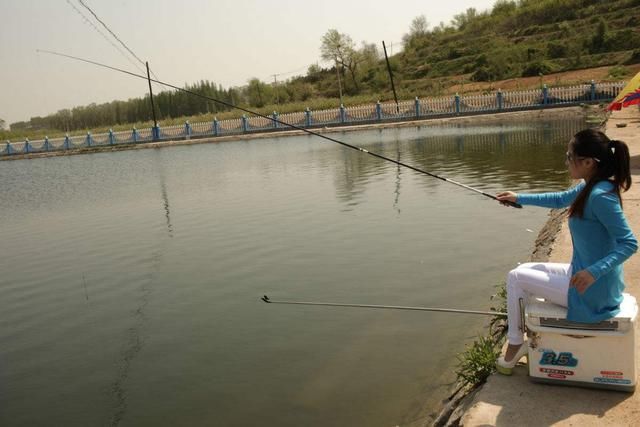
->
<box><xmin>566</xmin><ymin>152</ymin><xmax>600</xmax><ymax>163</ymax></box>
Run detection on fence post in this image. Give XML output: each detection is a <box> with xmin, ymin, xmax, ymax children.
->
<box><xmin>272</xmin><ymin>111</ymin><xmax>279</xmax><ymax>129</ymax></box>
<box><xmin>497</xmin><ymin>89</ymin><xmax>503</xmax><ymax>110</ymax></box>
<box><xmin>132</xmin><ymin>127</ymin><xmax>138</xmax><ymax>143</ymax></box>
<box><xmin>185</xmin><ymin>121</ymin><xmax>191</xmax><ymax>139</ymax></box>
<box><xmin>375</xmin><ymin>101</ymin><xmax>382</xmax><ymax>121</ymax></box>
<box><xmin>86</xmin><ymin>131</ymin><xmax>92</xmax><ymax>147</ymax></box>
<box><xmin>109</xmin><ymin>129</ymin><xmax>115</xmax><ymax>145</ymax></box>
<box><xmin>213</xmin><ymin>118</ymin><xmax>219</xmax><ymax>136</ymax></box>
<box><xmin>340</xmin><ymin>104</ymin><xmax>346</xmax><ymax>124</ymax></box>
<box><xmin>414</xmin><ymin>97</ymin><xmax>421</xmax><ymax>118</ymax></box>
<box><xmin>454</xmin><ymin>93</ymin><xmax>461</xmax><ymax>114</ymax></box>
<box><xmin>241</xmin><ymin>115</ymin><xmax>248</xmax><ymax>133</ymax></box>
<box><xmin>64</xmin><ymin>134</ymin><xmax>70</xmax><ymax>150</ymax></box>
<box><xmin>542</xmin><ymin>84</ymin><xmax>549</xmax><ymax>105</ymax></box>
<box><xmin>305</xmin><ymin>107</ymin><xmax>312</xmax><ymax>127</ymax></box>
<box><xmin>590</xmin><ymin>80</ymin><xmax>596</xmax><ymax>101</ymax></box>
<box><xmin>24</xmin><ymin>138</ymin><xmax>30</xmax><ymax>153</ymax></box>
<box><xmin>44</xmin><ymin>136</ymin><xmax>50</xmax><ymax>151</ymax></box>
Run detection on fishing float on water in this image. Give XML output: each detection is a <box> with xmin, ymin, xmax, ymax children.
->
<box><xmin>36</xmin><ymin>49</ymin><xmax>523</xmax><ymax>209</ymax></box>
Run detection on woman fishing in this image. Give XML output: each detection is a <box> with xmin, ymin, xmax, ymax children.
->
<box><xmin>494</xmin><ymin>128</ymin><xmax>637</xmax><ymax>374</ymax></box>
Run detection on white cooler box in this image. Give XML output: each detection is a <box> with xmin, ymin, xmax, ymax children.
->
<box><xmin>525</xmin><ymin>293</ymin><xmax>637</xmax><ymax>392</ymax></box>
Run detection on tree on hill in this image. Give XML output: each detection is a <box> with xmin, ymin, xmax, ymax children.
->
<box><xmin>491</xmin><ymin>0</ymin><xmax>517</xmax><ymax>16</ymax></box>
<box><xmin>320</xmin><ymin>29</ymin><xmax>360</xmax><ymax>92</ymax></box>
<box><xmin>0</xmin><ymin>118</ymin><xmax>5</xmax><ymax>130</ymax></box>
<box><xmin>451</xmin><ymin>8</ymin><xmax>478</xmax><ymax>30</ymax></box>
<box><xmin>403</xmin><ymin>15</ymin><xmax>429</xmax><ymax>47</ymax></box>
<box><xmin>589</xmin><ymin>18</ymin><xmax>609</xmax><ymax>53</ymax></box>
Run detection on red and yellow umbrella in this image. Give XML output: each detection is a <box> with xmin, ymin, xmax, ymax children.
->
<box><xmin>607</xmin><ymin>70</ymin><xmax>640</xmax><ymax>111</ymax></box>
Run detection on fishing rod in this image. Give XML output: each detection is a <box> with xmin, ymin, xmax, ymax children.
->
<box><xmin>37</xmin><ymin>49</ymin><xmax>522</xmax><ymax>209</ymax></box>
<box><xmin>261</xmin><ymin>295</ymin><xmax>506</xmax><ymax>317</ymax></box>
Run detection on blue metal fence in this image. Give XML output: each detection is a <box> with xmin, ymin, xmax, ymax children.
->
<box><xmin>2</xmin><ymin>81</ymin><xmax>624</xmax><ymax>157</ymax></box>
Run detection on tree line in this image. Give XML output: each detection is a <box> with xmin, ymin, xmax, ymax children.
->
<box><xmin>10</xmin><ymin>81</ymin><xmax>239</xmax><ymax>132</ymax></box>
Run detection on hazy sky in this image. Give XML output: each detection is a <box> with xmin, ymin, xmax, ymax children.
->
<box><xmin>0</xmin><ymin>0</ymin><xmax>497</xmax><ymax>125</ymax></box>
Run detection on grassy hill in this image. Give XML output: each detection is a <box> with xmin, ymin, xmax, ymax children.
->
<box><xmin>298</xmin><ymin>0</ymin><xmax>640</xmax><ymax>99</ymax></box>
<box><xmin>397</xmin><ymin>0</ymin><xmax>640</xmax><ymax>82</ymax></box>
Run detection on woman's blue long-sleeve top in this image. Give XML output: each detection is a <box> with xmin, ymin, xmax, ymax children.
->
<box><xmin>517</xmin><ymin>180</ymin><xmax>638</xmax><ymax>323</ymax></box>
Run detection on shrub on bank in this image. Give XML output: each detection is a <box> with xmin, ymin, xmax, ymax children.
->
<box><xmin>455</xmin><ymin>282</ymin><xmax>507</xmax><ymax>388</ymax></box>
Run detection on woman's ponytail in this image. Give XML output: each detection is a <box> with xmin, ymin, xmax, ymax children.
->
<box><xmin>609</xmin><ymin>140</ymin><xmax>631</xmax><ymax>192</ymax></box>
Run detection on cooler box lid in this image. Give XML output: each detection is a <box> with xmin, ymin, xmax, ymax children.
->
<box><xmin>526</xmin><ymin>293</ymin><xmax>637</xmax><ymax>333</ymax></box>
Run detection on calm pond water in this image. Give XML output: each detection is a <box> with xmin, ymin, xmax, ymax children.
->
<box><xmin>0</xmin><ymin>118</ymin><xmax>582</xmax><ymax>426</ymax></box>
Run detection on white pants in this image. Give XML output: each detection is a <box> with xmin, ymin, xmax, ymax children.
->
<box><xmin>506</xmin><ymin>262</ymin><xmax>571</xmax><ymax>345</ymax></box>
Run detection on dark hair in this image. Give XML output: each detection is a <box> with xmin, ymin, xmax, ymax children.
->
<box><xmin>568</xmin><ymin>129</ymin><xmax>631</xmax><ymax>218</ymax></box>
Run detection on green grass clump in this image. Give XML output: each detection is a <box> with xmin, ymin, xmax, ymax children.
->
<box><xmin>455</xmin><ymin>335</ymin><xmax>503</xmax><ymax>387</ymax></box>
<box><xmin>607</xmin><ymin>65</ymin><xmax>631</xmax><ymax>79</ymax></box>
<box><xmin>455</xmin><ymin>282</ymin><xmax>508</xmax><ymax>388</ymax></box>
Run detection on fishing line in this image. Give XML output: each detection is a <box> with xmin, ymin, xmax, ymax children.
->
<box><xmin>65</xmin><ymin>0</ymin><xmax>147</xmax><ymax>77</ymax></box>
<box><xmin>36</xmin><ymin>49</ymin><xmax>522</xmax><ymax>209</ymax></box>
<box><xmin>76</xmin><ymin>0</ymin><xmax>163</xmax><ymax>85</ymax></box>
<box><xmin>65</xmin><ymin>1</ymin><xmax>166</xmax><ymax>93</ymax></box>
<box><xmin>72</xmin><ymin>0</ymin><xmax>169</xmax><ymax>92</ymax></box>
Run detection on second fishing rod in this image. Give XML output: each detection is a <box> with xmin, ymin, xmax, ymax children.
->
<box><xmin>38</xmin><ymin>49</ymin><xmax>522</xmax><ymax>209</ymax></box>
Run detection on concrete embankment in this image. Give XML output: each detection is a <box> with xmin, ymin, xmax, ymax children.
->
<box><xmin>456</xmin><ymin>107</ymin><xmax>640</xmax><ymax>426</ymax></box>
<box><xmin>1</xmin><ymin>107</ymin><xmax>590</xmax><ymax>161</ymax></box>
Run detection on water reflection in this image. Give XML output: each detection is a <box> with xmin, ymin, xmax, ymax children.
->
<box><xmin>333</xmin><ymin>145</ymin><xmax>383</xmax><ymax>209</ymax></box>
<box><xmin>160</xmin><ymin>179</ymin><xmax>173</xmax><ymax>238</ymax></box>
<box><xmin>109</xmin><ymin>150</ymin><xmax>176</xmax><ymax>424</ymax></box>
<box><xmin>155</xmin><ymin>150</ymin><xmax>174</xmax><ymax>238</ymax></box>
<box><xmin>330</xmin><ymin>118</ymin><xmax>583</xmax><ymax>207</ymax></box>
<box><xmin>393</xmin><ymin>137</ymin><xmax>402</xmax><ymax>215</ymax></box>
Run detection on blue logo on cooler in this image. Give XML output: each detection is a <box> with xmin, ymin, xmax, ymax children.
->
<box><xmin>539</xmin><ymin>351</ymin><xmax>578</xmax><ymax>367</ymax></box>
